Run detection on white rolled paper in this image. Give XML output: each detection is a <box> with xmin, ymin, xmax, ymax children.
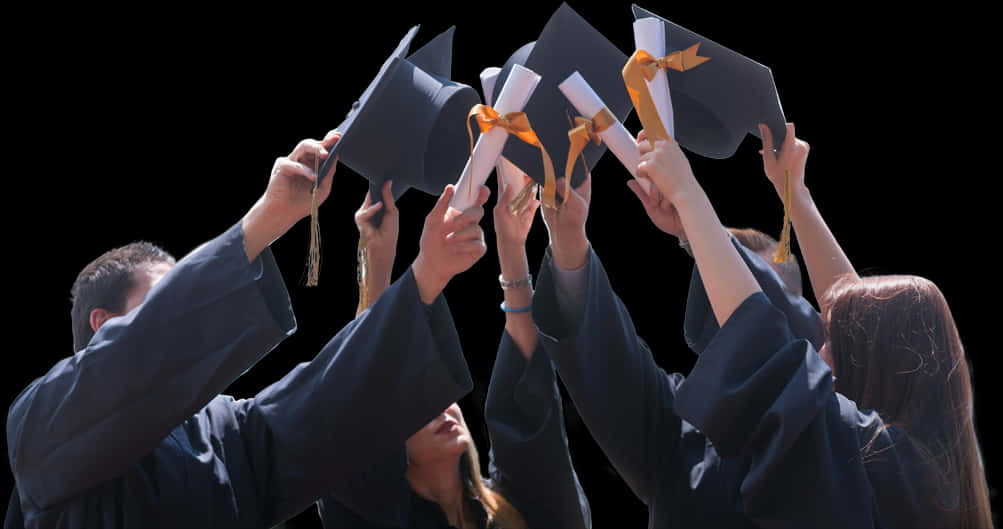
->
<box><xmin>479</xmin><ymin>67</ymin><xmax>530</xmax><ymax>194</ymax></box>
<box><xmin>479</xmin><ymin>67</ymin><xmax>502</xmax><ymax>106</ymax></box>
<box><xmin>451</xmin><ymin>63</ymin><xmax>541</xmax><ymax>210</ymax></box>
<box><xmin>634</xmin><ymin>17</ymin><xmax>675</xmax><ymax>140</ymax></box>
<box><xmin>558</xmin><ymin>71</ymin><xmax>651</xmax><ymax>195</ymax></box>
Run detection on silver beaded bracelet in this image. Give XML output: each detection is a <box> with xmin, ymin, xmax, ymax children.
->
<box><xmin>499</xmin><ymin>273</ymin><xmax>533</xmax><ymax>290</ymax></box>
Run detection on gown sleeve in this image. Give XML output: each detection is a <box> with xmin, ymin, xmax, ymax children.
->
<box><xmin>239</xmin><ymin>265</ymin><xmax>474</xmax><ymax>525</ymax></box>
<box><xmin>484</xmin><ymin>331</ymin><xmax>591</xmax><ymax>529</ymax></box>
<box><xmin>531</xmin><ymin>247</ymin><xmax>686</xmax><ymax>506</ymax></box>
<box><xmin>674</xmin><ymin>292</ymin><xmax>949</xmax><ymax>528</ymax></box>
<box><xmin>6</xmin><ymin>221</ymin><xmax>296</xmax><ymax>514</ymax></box>
<box><xmin>684</xmin><ymin>235</ymin><xmax>824</xmax><ymax>355</ymax></box>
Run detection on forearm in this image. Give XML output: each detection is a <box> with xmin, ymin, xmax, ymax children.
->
<box><xmin>498</xmin><ymin>239</ymin><xmax>537</xmax><ymax>360</ymax></box>
<box><xmin>673</xmin><ymin>187</ymin><xmax>761</xmax><ymax>326</ymax></box>
<box><xmin>242</xmin><ymin>196</ymin><xmax>299</xmax><ymax>263</ymax></box>
<box><xmin>790</xmin><ymin>188</ymin><xmax>857</xmax><ymax>306</ymax></box>
<box><xmin>356</xmin><ymin>257</ymin><xmax>393</xmax><ymax>317</ymax></box>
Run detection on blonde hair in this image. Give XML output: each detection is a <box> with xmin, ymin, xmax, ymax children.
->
<box><xmin>460</xmin><ymin>440</ymin><xmax>528</xmax><ymax>529</ymax></box>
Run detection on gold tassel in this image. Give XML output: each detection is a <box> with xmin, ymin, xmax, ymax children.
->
<box><xmin>356</xmin><ymin>231</ymin><xmax>370</xmax><ymax>313</ymax></box>
<box><xmin>506</xmin><ymin>178</ymin><xmax>538</xmax><ymax>216</ymax></box>
<box><xmin>306</xmin><ymin>156</ymin><xmax>322</xmax><ymax>286</ymax></box>
<box><xmin>774</xmin><ymin>168</ymin><xmax>793</xmax><ymax>264</ymax></box>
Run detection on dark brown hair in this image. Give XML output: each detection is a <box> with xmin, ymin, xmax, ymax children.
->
<box><xmin>460</xmin><ymin>440</ymin><xmax>528</xmax><ymax>529</ymax></box>
<box><xmin>727</xmin><ymin>227</ymin><xmax>803</xmax><ymax>296</ymax></box>
<box><xmin>821</xmin><ymin>275</ymin><xmax>992</xmax><ymax>529</ymax></box>
<box><xmin>70</xmin><ymin>242</ymin><xmax>175</xmax><ymax>352</ymax></box>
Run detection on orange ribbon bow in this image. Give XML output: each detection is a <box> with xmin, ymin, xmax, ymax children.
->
<box><xmin>564</xmin><ymin>106</ymin><xmax>617</xmax><ymax>184</ymax></box>
<box><xmin>467</xmin><ymin>104</ymin><xmax>560</xmax><ymax>209</ymax></box>
<box><xmin>622</xmin><ymin>43</ymin><xmax>710</xmax><ymax>147</ymax></box>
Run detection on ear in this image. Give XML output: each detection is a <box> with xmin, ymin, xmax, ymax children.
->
<box><xmin>89</xmin><ymin>307</ymin><xmax>117</xmax><ymax>334</ymax></box>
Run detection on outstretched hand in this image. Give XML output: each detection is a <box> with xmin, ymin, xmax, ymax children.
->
<box><xmin>355</xmin><ymin>179</ymin><xmax>399</xmax><ymax>288</ymax></box>
<box><xmin>241</xmin><ymin>130</ymin><xmax>341</xmax><ymax>262</ymax></box>
<box><xmin>759</xmin><ymin>122</ymin><xmax>810</xmax><ymax>202</ymax></box>
<box><xmin>264</xmin><ymin>130</ymin><xmax>341</xmax><ymax>225</ymax></box>
<box><xmin>637</xmin><ymin>135</ymin><xmax>698</xmax><ymax>204</ymax></box>
<box><xmin>413</xmin><ymin>184</ymin><xmax>491</xmax><ymax>305</ymax></box>
<box><xmin>493</xmin><ymin>181</ymin><xmax>540</xmax><ymax>249</ymax></box>
<box><xmin>629</xmin><ymin>129</ymin><xmax>687</xmax><ymax>241</ymax></box>
<box><xmin>541</xmin><ymin>174</ymin><xmax>591</xmax><ymax>270</ymax></box>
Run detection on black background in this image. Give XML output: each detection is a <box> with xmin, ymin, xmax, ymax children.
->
<box><xmin>4</xmin><ymin>2</ymin><xmax>996</xmax><ymax>527</ymax></box>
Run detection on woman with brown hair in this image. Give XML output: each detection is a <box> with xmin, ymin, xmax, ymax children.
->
<box><xmin>315</xmin><ymin>181</ymin><xmax>590</xmax><ymax>529</ymax></box>
<box><xmin>629</xmin><ymin>122</ymin><xmax>992</xmax><ymax>528</ymax></box>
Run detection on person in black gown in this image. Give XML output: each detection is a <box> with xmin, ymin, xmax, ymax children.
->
<box><xmin>529</xmin><ymin>124</ymin><xmax>993</xmax><ymax>527</ymax></box>
<box><xmin>316</xmin><ymin>180</ymin><xmax>590</xmax><ymax>529</ymax></box>
<box><xmin>5</xmin><ymin>133</ymin><xmax>492</xmax><ymax>529</ymax></box>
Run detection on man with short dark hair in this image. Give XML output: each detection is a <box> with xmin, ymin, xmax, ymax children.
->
<box><xmin>6</xmin><ymin>131</ymin><xmax>488</xmax><ymax>528</ymax></box>
<box><xmin>69</xmin><ymin>242</ymin><xmax>177</xmax><ymax>353</ymax></box>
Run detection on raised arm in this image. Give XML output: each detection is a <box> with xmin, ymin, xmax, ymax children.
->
<box><xmin>354</xmin><ymin>179</ymin><xmax>400</xmax><ymax>315</ymax></box>
<box><xmin>531</xmin><ymin>174</ymin><xmax>687</xmax><ymax>505</ymax></box>
<box><xmin>484</xmin><ymin>182</ymin><xmax>590</xmax><ymax>528</ymax></box>
<box><xmin>759</xmin><ymin>123</ymin><xmax>856</xmax><ymax>311</ymax></box>
<box><xmin>493</xmin><ymin>181</ymin><xmax>541</xmax><ymax>358</ymax></box>
<box><xmin>244</xmin><ymin>184</ymin><xmax>491</xmax><ymax>526</ymax></box>
<box><xmin>638</xmin><ymin>138</ymin><xmax>761</xmax><ymax>326</ymax></box>
<box><xmin>6</xmin><ymin>132</ymin><xmax>341</xmax><ymax>513</ymax></box>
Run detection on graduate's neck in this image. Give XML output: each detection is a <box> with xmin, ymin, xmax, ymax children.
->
<box><xmin>406</xmin><ymin>455</ymin><xmax>471</xmax><ymax>528</ymax></box>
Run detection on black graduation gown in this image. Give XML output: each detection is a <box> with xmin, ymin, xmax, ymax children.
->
<box><xmin>531</xmin><ymin>241</ymin><xmax>954</xmax><ymax>528</ymax></box>
<box><xmin>316</xmin><ymin>332</ymin><xmax>591</xmax><ymax>529</ymax></box>
<box><xmin>5</xmin><ymin>222</ymin><xmax>473</xmax><ymax>528</ymax></box>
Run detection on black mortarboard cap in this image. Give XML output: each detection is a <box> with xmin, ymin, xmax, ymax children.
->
<box><xmin>319</xmin><ymin>25</ymin><xmax>481</xmax><ymax>223</ymax></box>
<box><xmin>632</xmin><ymin>4</ymin><xmax>786</xmax><ymax>158</ymax></box>
<box><xmin>491</xmin><ymin>3</ymin><xmax>632</xmax><ymax>190</ymax></box>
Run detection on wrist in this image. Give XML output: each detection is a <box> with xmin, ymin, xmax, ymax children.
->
<box><xmin>550</xmin><ymin>234</ymin><xmax>589</xmax><ymax>270</ymax></box>
<box><xmin>241</xmin><ymin>197</ymin><xmax>294</xmax><ymax>262</ymax></box>
<box><xmin>412</xmin><ymin>254</ymin><xmax>447</xmax><ymax>305</ymax></box>
<box><xmin>496</xmin><ymin>236</ymin><xmax>527</xmax><ymax>255</ymax></box>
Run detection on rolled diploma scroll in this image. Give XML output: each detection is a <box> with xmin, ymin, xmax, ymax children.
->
<box><xmin>479</xmin><ymin>67</ymin><xmax>530</xmax><ymax>194</ymax></box>
<box><xmin>558</xmin><ymin>71</ymin><xmax>651</xmax><ymax>195</ymax></box>
<box><xmin>451</xmin><ymin>63</ymin><xmax>541</xmax><ymax>210</ymax></box>
<box><xmin>633</xmin><ymin>17</ymin><xmax>675</xmax><ymax>140</ymax></box>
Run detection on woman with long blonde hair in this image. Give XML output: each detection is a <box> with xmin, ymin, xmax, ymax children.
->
<box><xmin>316</xmin><ymin>181</ymin><xmax>590</xmax><ymax>529</ymax></box>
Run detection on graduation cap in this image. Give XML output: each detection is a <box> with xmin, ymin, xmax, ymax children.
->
<box><xmin>631</xmin><ymin>3</ymin><xmax>787</xmax><ymax>158</ymax></box>
<box><xmin>307</xmin><ymin>25</ymin><xmax>481</xmax><ymax>287</ymax></box>
<box><xmin>490</xmin><ymin>3</ymin><xmax>632</xmax><ymax>194</ymax></box>
<box><xmin>320</xmin><ymin>25</ymin><xmax>480</xmax><ymax>207</ymax></box>
<box><xmin>631</xmin><ymin>4</ymin><xmax>794</xmax><ymax>262</ymax></box>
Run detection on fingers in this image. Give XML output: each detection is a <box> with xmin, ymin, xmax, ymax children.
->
<box><xmin>782</xmin><ymin>122</ymin><xmax>796</xmax><ymax>154</ymax></box>
<box><xmin>759</xmin><ymin>123</ymin><xmax>775</xmax><ymax>156</ymax></box>
<box><xmin>447</xmin><ymin>223</ymin><xmax>482</xmax><ymax>244</ymax></box>
<box><xmin>442</xmin><ymin>204</ymin><xmax>485</xmax><ymax>235</ymax></box>
<box><xmin>472</xmin><ymin>185</ymin><xmax>491</xmax><ymax>209</ymax></box>
<box><xmin>274</xmin><ymin>157</ymin><xmax>316</xmax><ymax>182</ymax></box>
<box><xmin>429</xmin><ymin>184</ymin><xmax>456</xmax><ymax>221</ymax></box>
<box><xmin>637</xmin><ymin>129</ymin><xmax>647</xmax><ymax>144</ymax></box>
<box><xmin>522</xmin><ymin>198</ymin><xmax>541</xmax><ymax>220</ymax></box>
<box><xmin>451</xmin><ymin>238</ymin><xmax>487</xmax><ymax>257</ymax></box>
<box><xmin>575</xmin><ymin>172</ymin><xmax>592</xmax><ymax>204</ymax></box>
<box><xmin>380</xmin><ymin>179</ymin><xmax>398</xmax><ymax>216</ymax></box>
<box><xmin>323</xmin><ymin>130</ymin><xmax>342</xmax><ymax>148</ymax></box>
<box><xmin>495</xmin><ymin>182</ymin><xmax>512</xmax><ymax>213</ymax></box>
<box><xmin>289</xmin><ymin>139</ymin><xmax>328</xmax><ymax>166</ymax></box>
<box><xmin>355</xmin><ymin>201</ymin><xmax>384</xmax><ymax>225</ymax></box>
<box><xmin>627</xmin><ymin>179</ymin><xmax>654</xmax><ymax>210</ymax></box>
